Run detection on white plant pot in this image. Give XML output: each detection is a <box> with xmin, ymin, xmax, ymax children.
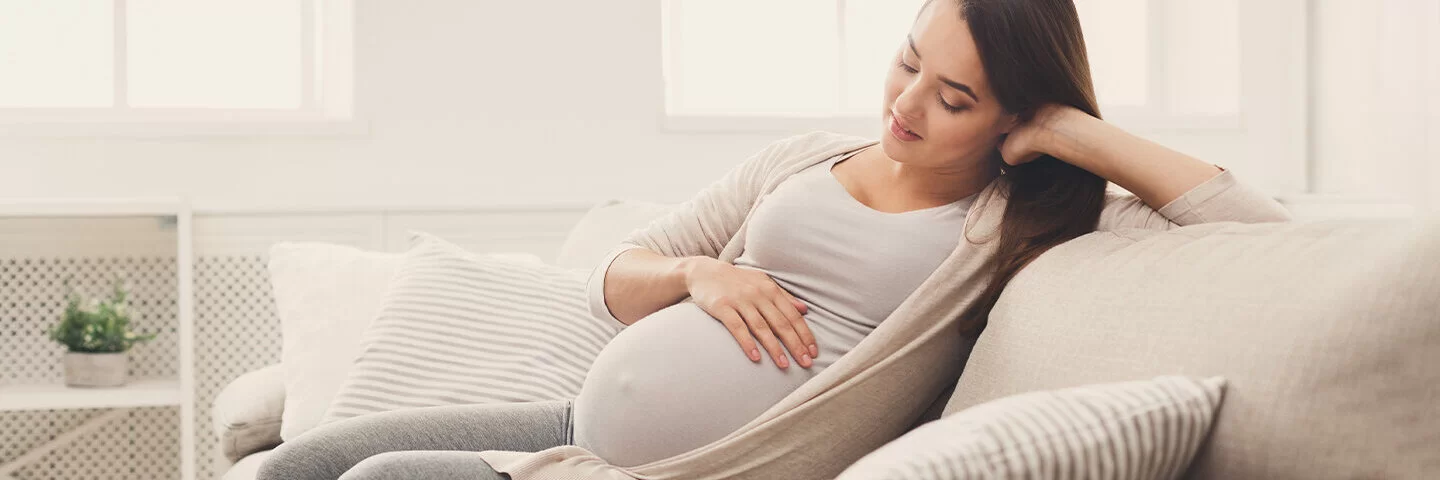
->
<box><xmin>63</xmin><ymin>352</ymin><xmax>128</xmax><ymax>387</ymax></box>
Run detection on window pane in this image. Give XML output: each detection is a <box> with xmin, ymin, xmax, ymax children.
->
<box><xmin>0</xmin><ymin>1</ymin><xmax>114</xmax><ymax>107</ymax></box>
<box><xmin>127</xmin><ymin>0</ymin><xmax>302</xmax><ymax>109</ymax></box>
<box><xmin>841</xmin><ymin>0</ymin><xmax>928</xmax><ymax>115</ymax></box>
<box><xmin>1163</xmin><ymin>0</ymin><xmax>1240</xmax><ymax>115</ymax></box>
<box><xmin>670</xmin><ymin>0</ymin><xmax>837</xmax><ymax>116</ymax></box>
<box><xmin>1074</xmin><ymin>0</ymin><xmax>1148</xmax><ymax>107</ymax></box>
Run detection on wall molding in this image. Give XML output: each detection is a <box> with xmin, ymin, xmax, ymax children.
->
<box><xmin>0</xmin><ymin>204</ymin><xmax>598</xmax><ymax>263</ymax></box>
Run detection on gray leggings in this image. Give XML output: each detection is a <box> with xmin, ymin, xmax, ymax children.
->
<box><xmin>255</xmin><ymin>399</ymin><xmax>573</xmax><ymax>480</ymax></box>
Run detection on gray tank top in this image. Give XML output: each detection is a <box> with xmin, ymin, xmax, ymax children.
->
<box><xmin>571</xmin><ymin>147</ymin><xmax>976</xmax><ymax>467</ymax></box>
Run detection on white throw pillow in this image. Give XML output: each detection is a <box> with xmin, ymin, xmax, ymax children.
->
<box><xmin>268</xmin><ymin>242</ymin><xmax>405</xmax><ymax>442</ymax></box>
<box><xmin>318</xmin><ymin>231</ymin><xmax>623</xmax><ymax>425</ymax></box>
<box><xmin>267</xmin><ymin>241</ymin><xmax>543</xmax><ymax>441</ymax></box>
<box><xmin>554</xmin><ymin>199</ymin><xmax>676</xmax><ymax>270</ymax></box>
<box><xmin>836</xmin><ymin>375</ymin><xmax>1227</xmax><ymax>480</ymax></box>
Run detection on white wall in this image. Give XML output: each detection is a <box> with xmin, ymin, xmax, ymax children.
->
<box><xmin>0</xmin><ymin>0</ymin><xmax>1434</xmax><ymax>216</ymax></box>
<box><xmin>0</xmin><ymin>0</ymin><xmax>797</xmax><ymax>213</ymax></box>
<box><xmin>1312</xmin><ymin>0</ymin><xmax>1439</xmax><ymax>214</ymax></box>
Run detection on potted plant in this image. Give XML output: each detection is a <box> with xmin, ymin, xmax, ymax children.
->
<box><xmin>48</xmin><ymin>275</ymin><xmax>158</xmax><ymax>387</ymax></box>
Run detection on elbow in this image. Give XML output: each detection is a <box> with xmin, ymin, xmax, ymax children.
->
<box><xmin>587</xmin><ymin>244</ymin><xmax>646</xmax><ymax>330</ymax></box>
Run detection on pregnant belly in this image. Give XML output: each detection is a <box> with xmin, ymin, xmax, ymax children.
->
<box><xmin>572</xmin><ymin>301</ymin><xmax>818</xmax><ymax>468</ymax></box>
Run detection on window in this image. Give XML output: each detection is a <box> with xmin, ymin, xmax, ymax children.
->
<box><xmin>662</xmin><ymin>0</ymin><xmax>1242</xmax><ymax>127</ymax></box>
<box><xmin>0</xmin><ymin>0</ymin><xmax>356</xmax><ymax>135</ymax></box>
<box><xmin>661</xmin><ymin>0</ymin><xmax>1310</xmax><ymax>197</ymax></box>
<box><xmin>663</xmin><ymin>0</ymin><xmax>926</xmax><ymax>119</ymax></box>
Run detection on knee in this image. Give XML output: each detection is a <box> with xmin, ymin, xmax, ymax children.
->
<box><xmin>255</xmin><ymin>441</ymin><xmax>307</xmax><ymax>480</ymax></box>
<box><xmin>254</xmin><ymin>441</ymin><xmax>292</xmax><ymax>480</ymax></box>
<box><xmin>335</xmin><ymin>452</ymin><xmax>413</xmax><ymax>480</ymax></box>
<box><xmin>255</xmin><ymin>436</ymin><xmax>350</xmax><ymax>480</ymax></box>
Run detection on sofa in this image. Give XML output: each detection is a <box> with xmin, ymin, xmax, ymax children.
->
<box><xmin>213</xmin><ymin>199</ymin><xmax>1440</xmax><ymax>479</ymax></box>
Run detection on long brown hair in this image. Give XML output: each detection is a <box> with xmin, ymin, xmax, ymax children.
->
<box><xmin>941</xmin><ymin>0</ymin><xmax>1109</xmax><ymax>337</ymax></box>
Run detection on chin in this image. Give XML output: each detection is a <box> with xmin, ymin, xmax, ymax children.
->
<box><xmin>878</xmin><ymin>127</ymin><xmax>911</xmax><ymax>162</ymax></box>
<box><xmin>878</xmin><ymin>135</ymin><xmax>900</xmax><ymax>158</ymax></box>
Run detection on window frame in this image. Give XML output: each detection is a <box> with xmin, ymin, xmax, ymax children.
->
<box><xmin>0</xmin><ymin>0</ymin><xmax>363</xmax><ymax>137</ymax></box>
<box><xmin>658</xmin><ymin>0</ymin><xmax>1264</xmax><ymax>136</ymax></box>
<box><xmin>659</xmin><ymin>0</ymin><xmax>1311</xmax><ymax>197</ymax></box>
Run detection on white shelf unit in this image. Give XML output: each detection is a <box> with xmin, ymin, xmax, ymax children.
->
<box><xmin>0</xmin><ymin>379</ymin><xmax>182</xmax><ymax>411</ymax></box>
<box><xmin>0</xmin><ymin>198</ymin><xmax>196</xmax><ymax>480</ymax></box>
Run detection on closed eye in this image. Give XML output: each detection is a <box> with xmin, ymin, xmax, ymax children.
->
<box><xmin>896</xmin><ymin>58</ymin><xmax>918</xmax><ymax>74</ymax></box>
<box><xmin>897</xmin><ymin>59</ymin><xmax>968</xmax><ymax>113</ymax></box>
<box><xmin>938</xmin><ymin>93</ymin><xmax>967</xmax><ymax>113</ymax></box>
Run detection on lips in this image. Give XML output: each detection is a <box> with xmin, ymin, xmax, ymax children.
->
<box><xmin>889</xmin><ymin>114</ymin><xmax>922</xmax><ymax>142</ymax></box>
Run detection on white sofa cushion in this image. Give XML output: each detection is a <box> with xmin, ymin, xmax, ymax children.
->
<box><xmin>555</xmin><ymin>199</ymin><xmax>676</xmax><ymax>270</ymax></box>
<box><xmin>944</xmin><ymin>216</ymin><xmax>1440</xmax><ymax>478</ymax></box>
<box><xmin>838</xmin><ymin>375</ymin><xmax>1227</xmax><ymax>480</ymax></box>
<box><xmin>221</xmin><ymin>449</ymin><xmax>273</xmax><ymax>480</ymax></box>
<box><xmin>319</xmin><ymin>231</ymin><xmax>623</xmax><ymax>425</ymax></box>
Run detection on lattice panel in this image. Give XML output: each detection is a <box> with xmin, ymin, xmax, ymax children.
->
<box><xmin>1</xmin><ymin>257</ymin><xmax>180</xmax><ymax>382</ymax></box>
<box><xmin>193</xmin><ymin>255</ymin><xmax>282</xmax><ymax>480</ymax></box>
<box><xmin>1</xmin><ymin>257</ymin><xmax>181</xmax><ymax>480</ymax></box>
<box><xmin>1</xmin><ymin>255</ymin><xmax>286</xmax><ymax>480</ymax></box>
<box><xmin>2</xmin><ymin>407</ymin><xmax>180</xmax><ymax>480</ymax></box>
<box><xmin>4</xmin><ymin>210</ymin><xmax>582</xmax><ymax>479</ymax></box>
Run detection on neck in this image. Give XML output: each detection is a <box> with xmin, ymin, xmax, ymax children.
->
<box><xmin>870</xmin><ymin>145</ymin><xmax>1002</xmax><ymax>205</ymax></box>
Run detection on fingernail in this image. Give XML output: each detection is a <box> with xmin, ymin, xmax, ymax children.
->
<box><xmin>809</xmin><ymin>344</ymin><xmax>818</xmax><ymax>357</ymax></box>
<box><xmin>750</xmin><ymin>348</ymin><xmax>760</xmax><ymax>361</ymax></box>
<box><xmin>779</xmin><ymin>356</ymin><xmax>789</xmax><ymax>368</ymax></box>
<box><xmin>801</xmin><ymin>354</ymin><xmax>812</xmax><ymax>367</ymax></box>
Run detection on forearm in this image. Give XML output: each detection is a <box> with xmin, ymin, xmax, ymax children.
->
<box><xmin>1049</xmin><ymin>110</ymin><xmax>1224</xmax><ymax>210</ymax></box>
<box><xmin>601</xmin><ymin>248</ymin><xmax>700</xmax><ymax>326</ymax></box>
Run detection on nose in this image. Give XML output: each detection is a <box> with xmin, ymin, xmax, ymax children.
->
<box><xmin>892</xmin><ymin>79</ymin><xmax>925</xmax><ymax>122</ymax></box>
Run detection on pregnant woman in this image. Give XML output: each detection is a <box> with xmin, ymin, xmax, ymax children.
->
<box><xmin>570</xmin><ymin>142</ymin><xmax>977</xmax><ymax>466</ymax></box>
<box><xmin>259</xmin><ymin>0</ymin><xmax>1291</xmax><ymax>478</ymax></box>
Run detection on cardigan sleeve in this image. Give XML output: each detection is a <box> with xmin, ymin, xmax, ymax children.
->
<box><xmin>617</xmin><ymin>139</ymin><xmax>787</xmax><ymax>257</ymax></box>
<box><xmin>1096</xmin><ymin>166</ymin><xmax>1293</xmax><ymax>231</ymax></box>
<box><xmin>586</xmin><ymin>243</ymin><xmax>648</xmax><ymax>330</ymax></box>
<box><xmin>584</xmin><ymin>135</ymin><xmax>794</xmax><ymax>330</ymax></box>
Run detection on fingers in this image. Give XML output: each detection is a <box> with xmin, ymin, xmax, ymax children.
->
<box><xmin>714</xmin><ymin>306</ymin><xmax>762</xmax><ymax>363</ymax></box>
<box><xmin>734</xmin><ymin>303</ymin><xmax>790</xmax><ymax>369</ymax></box>
<box><xmin>770</xmin><ymin>296</ymin><xmax>816</xmax><ymax>362</ymax></box>
<box><xmin>776</xmin><ymin>290</ymin><xmax>818</xmax><ymax>358</ymax></box>
<box><xmin>755</xmin><ymin>300</ymin><xmax>811</xmax><ymax>369</ymax></box>
<box><xmin>790</xmin><ymin>295</ymin><xmax>808</xmax><ymax>314</ymax></box>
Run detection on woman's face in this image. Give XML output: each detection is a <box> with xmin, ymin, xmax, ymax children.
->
<box><xmin>880</xmin><ymin>0</ymin><xmax>1018</xmax><ymax>170</ymax></box>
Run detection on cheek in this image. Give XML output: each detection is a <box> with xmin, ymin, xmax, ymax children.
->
<box><xmin>932</xmin><ymin>118</ymin><xmax>997</xmax><ymax>153</ymax></box>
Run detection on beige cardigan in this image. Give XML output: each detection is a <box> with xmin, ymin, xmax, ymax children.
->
<box><xmin>476</xmin><ymin>130</ymin><xmax>1293</xmax><ymax>479</ymax></box>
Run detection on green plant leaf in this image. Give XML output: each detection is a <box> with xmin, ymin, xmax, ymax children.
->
<box><xmin>48</xmin><ymin>277</ymin><xmax>154</xmax><ymax>353</ymax></box>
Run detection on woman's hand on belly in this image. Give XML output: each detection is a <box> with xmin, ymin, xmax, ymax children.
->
<box><xmin>683</xmin><ymin>258</ymin><xmax>818</xmax><ymax>369</ymax></box>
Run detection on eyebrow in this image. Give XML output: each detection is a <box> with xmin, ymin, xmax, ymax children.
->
<box><xmin>908</xmin><ymin>34</ymin><xmax>980</xmax><ymax>104</ymax></box>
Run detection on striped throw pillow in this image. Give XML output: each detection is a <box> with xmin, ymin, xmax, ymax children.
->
<box><xmin>319</xmin><ymin>231</ymin><xmax>624</xmax><ymax>424</ymax></box>
<box><xmin>836</xmin><ymin>375</ymin><xmax>1227</xmax><ymax>480</ymax></box>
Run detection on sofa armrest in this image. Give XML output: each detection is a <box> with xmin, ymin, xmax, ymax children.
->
<box><xmin>212</xmin><ymin>363</ymin><xmax>286</xmax><ymax>462</ymax></box>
